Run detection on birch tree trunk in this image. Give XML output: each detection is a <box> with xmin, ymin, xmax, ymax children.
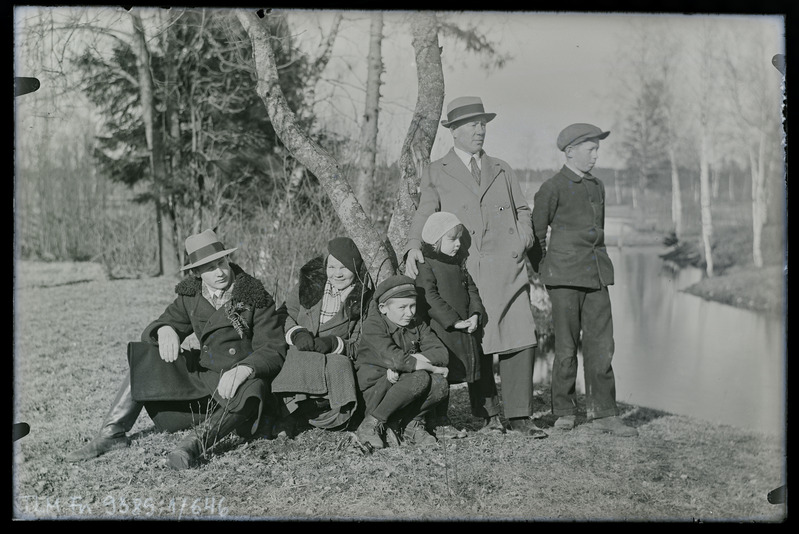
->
<box><xmin>237</xmin><ymin>10</ymin><xmax>396</xmax><ymax>284</ymax></box>
<box><xmin>699</xmin><ymin>126</ymin><xmax>714</xmax><ymax>277</ymax></box>
<box><xmin>386</xmin><ymin>12</ymin><xmax>445</xmax><ymax>260</ymax></box>
<box><xmin>130</xmin><ymin>10</ymin><xmax>180</xmax><ymax>276</ymax></box>
<box><xmin>353</xmin><ymin>11</ymin><xmax>384</xmax><ymax>217</ymax></box>
<box><xmin>668</xmin><ymin>145</ymin><xmax>683</xmax><ymax>239</ymax></box>
<box><xmin>750</xmin><ymin>131</ymin><xmax>767</xmax><ymax>268</ymax></box>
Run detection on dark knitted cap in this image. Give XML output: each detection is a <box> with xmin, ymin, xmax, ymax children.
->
<box><xmin>375</xmin><ymin>274</ymin><xmax>417</xmax><ymax>304</ymax></box>
<box><xmin>327</xmin><ymin>237</ymin><xmax>364</xmax><ymax>275</ymax></box>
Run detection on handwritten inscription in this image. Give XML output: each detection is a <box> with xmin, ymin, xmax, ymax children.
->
<box><xmin>15</xmin><ymin>495</ymin><xmax>229</xmax><ymax>518</ymax></box>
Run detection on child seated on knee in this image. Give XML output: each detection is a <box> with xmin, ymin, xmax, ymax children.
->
<box><xmin>354</xmin><ymin>274</ymin><xmax>449</xmax><ymax>449</ymax></box>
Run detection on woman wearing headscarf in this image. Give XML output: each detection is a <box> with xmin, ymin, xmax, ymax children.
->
<box><xmin>270</xmin><ymin>237</ymin><xmax>372</xmax><ymax>435</ymax></box>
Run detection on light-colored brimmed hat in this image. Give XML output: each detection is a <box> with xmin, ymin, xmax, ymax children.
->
<box><xmin>440</xmin><ymin>96</ymin><xmax>497</xmax><ymax>128</ymax></box>
<box><xmin>557</xmin><ymin>123</ymin><xmax>610</xmax><ymax>151</ymax></box>
<box><xmin>181</xmin><ymin>229</ymin><xmax>237</xmax><ymax>271</ymax></box>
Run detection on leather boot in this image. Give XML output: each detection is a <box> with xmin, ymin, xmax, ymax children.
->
<box><xmin>167</xmin><ymin>406</ymin><xmax>254</xmax><ymax>470</ymax></box>
<box><xmin>65</xmin><ymin>374</ymin><xmax>143</xmax><ymax>463</ymax></box>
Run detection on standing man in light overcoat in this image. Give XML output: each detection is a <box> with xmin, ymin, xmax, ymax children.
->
<box><xmin>404</xmin><ymin>96</ymin><xmax>547</xmax><ymax>438</ymax></box>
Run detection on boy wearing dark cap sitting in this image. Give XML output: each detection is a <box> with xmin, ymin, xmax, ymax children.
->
<box><xmin>355</xmin><ymin>275</ymin><xmax>450</xmax><ymax>449</ymax></box>
<box><xmin>532</xmin><ymin>123</ymin><xmax>637</xmax><ymax>437</ymax></box>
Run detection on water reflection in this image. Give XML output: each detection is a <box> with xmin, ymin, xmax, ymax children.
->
<box><xmin>607</xmin><ymin>247</ymin><xmax>785</xmax><ymax>437</ymax></box>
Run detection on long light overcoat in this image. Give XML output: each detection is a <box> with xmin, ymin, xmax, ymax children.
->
<box><xmin>406</xmin><ymin>148</ymin><xmax>537</xmax><ymax>355</ymax></box>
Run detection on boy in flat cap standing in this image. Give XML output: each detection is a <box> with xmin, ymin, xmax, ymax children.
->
<box><xmin>532</xmin><ymin>123</ymin><xmax>637</xmax><ymax>437</ymax></box>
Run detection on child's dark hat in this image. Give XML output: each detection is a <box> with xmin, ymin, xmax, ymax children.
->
<box><xmin>375</xmin><ymin>274</ymin><xmax>418</xmax><ymax>304</ymax></box>
<box><xmin>557</xmin><ymin>123</ymin><xmax>610</xmax><ymax>151</ymax></box>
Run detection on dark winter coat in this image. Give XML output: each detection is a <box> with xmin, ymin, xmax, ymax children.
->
<box><xmin>415</xmin><ymin>243</ymin><xmax>486</xmax><ymax>383</ymax></box>
<box><xmin>532</xmin><ymin>165</ymin><xmax>615</xmax><ymax>288</ymax></box>
<box><xmin>139</xmin><ymin>263</ymin><xmax>287</xmax><ymax>415</ymax></box>
<box><xmin>355</xmin><ymin>302</ymin><xmax>449</xmax><ymax>392</ymax></box>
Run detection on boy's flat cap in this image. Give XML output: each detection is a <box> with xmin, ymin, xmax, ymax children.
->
<box><xmin>375</xmin><ymin>274</ymin><xmax>417</xmax><ymax>304</ymax></box>
<box><xmin>557</xmin><ymin>123</ymin><xmax>610</xmax><ymax>151</ymax></box>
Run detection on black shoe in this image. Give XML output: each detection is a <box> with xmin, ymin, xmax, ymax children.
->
<box><xmin>508</xmin><ymin>417</ymin><xmax>548</xmax><ymax>439</ymax></box>
<box><xmin>65</xmin><ymin>434</ymin><xmax>130</xmax><ymax>463</ymax></box>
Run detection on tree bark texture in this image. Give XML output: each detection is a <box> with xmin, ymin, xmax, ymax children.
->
<box><xmin>353</xmin><ymin>11</ymin><xmax>384</xmax><ymax>217</ymax></box>
<box><xmin>130</xmin><ymin>10</ymin><xmax>180</xmax><ymax>276</ymax></box>
<box><xmin>237</xmin><ymin>9</ymin><xmax>396</xmax><ymax>284</ymax></box>
<box><xmin>386</xmin><ymin>12</ymin><xmax>445</xmax><ymax>262</ymax></box>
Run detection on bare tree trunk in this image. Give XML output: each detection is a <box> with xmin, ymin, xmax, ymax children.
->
<box><xmin>699</xmin><ymin>128</ymin><xmax>714</xmax><ymax>277</ymax></box>
<box><xmin>353</xmin><ymin>11</ymin><xmax>384</xmax><ymax>217</ymax></box>
<box><xmin>237</xmin><ymin>10</ymin><xmax>396</xmax><ymax>284</ymax></box>
<box><xmin>386</xmin><ymin>12</ymin><xmax>445</xmax><ymax>261</ymax></box>
<box><xmin>131</xmin><ymin>10</ymin><xmax>180</xmax><ymax>276</ymax></box>
<box><xmin>614</xmin><ymin>169</ymin><xmax>622</xmax><ymax>204</ymax></box>
<box><xmin>728</xmin><ymin>171</ymin><xmax>735</xmax><ymax>201</ymax></box>
<box><xmin>669</xmin><ymin>145</ymin><xmax>683</xmax><ymax>238</ymax></box>
<box><xmin>750</xmin><ymin>132</ymin><xmax>767</xmax><ymax>268</ymax></box>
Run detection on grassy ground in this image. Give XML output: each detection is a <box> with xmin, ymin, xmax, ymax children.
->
<box><xmin>12</xmin><ymin>261</ymin><xmax>786</xmax><ymax>521</ymax></box>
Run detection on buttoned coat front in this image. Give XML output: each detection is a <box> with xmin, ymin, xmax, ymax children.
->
<box><xmin>532</xmin><ymin>166</ymin><xmax>615</xmax><ymax>288</ymax></box>
<box><xmin>138</xmin><ymin>264</ymin><xmax>287</xmax><ymax>417</ymax></box>
<box><xmin>406</xmin><ymin>148</ymin><xmax>537</xmax><ymax>354</ymax></box>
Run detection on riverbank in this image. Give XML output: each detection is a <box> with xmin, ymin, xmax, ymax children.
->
<box><xmin>13</xmin><ymin>261</ymin><xmax>787</xmax><ymax>521</ymax></box>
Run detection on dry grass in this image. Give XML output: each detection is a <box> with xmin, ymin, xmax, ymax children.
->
<box><xmin>13</xmin><ymin>262</ymin><xmax>786</xmax><ymax>522</ymax></box>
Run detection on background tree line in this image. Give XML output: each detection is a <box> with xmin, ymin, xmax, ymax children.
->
<box><xmin>14</xmin><ymin>8</ymin><xmax>785</xmax><ymax>303</ymax></box>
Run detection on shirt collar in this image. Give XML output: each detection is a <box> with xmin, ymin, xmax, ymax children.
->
<box><xmin>203</xmin><ymin>280</ymin><xmax>233</xmax><ymax>300</ymax></box>
<box><xmin>564</xmin><ymin>162</ymin><xmax>585</xmax><ymax>179</ymax></box>
<box><xmin>453</xmin><ymin>146</ymin><xmax>482</xmax><ymax>169</ymax></box>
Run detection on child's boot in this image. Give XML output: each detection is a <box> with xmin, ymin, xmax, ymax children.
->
<box><xmin>356</xmin><ymin>414</ymin><xmax>385</xmax><ymax>450</ymax></box>
<box><xmin>403</xmin><ymin>418</ymin><xmax>438</xmax><ymax>446</ymax></box>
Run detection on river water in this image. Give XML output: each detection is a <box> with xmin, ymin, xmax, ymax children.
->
<box><xmin>604</xmin><ymin>246</ymin><xmax>786</xmax><ymax>438</ymax></box>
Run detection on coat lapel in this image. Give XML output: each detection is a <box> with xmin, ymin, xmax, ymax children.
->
<box><xmin>479</xmin><ymin>153</ymin><xmax>504</xmax><ymax>201</ymax></box>
<box><xmin>440</xmin><ymin>148</ymin><xmax>481</xmax><ymax>197</ymax></box>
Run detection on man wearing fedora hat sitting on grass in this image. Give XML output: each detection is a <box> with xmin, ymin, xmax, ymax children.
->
<box><xmin>532</xmin><ymin>123</ymin><xmax>637</xmax><ymax>437</ymax></box>
<box><xmin>65</xmin><ymin>229</ymin><xmax>288</xmax><ymax>469</ymax></box>
<box><xmin>404</xmin><ymin>96</ymin><xmax>546</xmax><ymax>439</ymax></box>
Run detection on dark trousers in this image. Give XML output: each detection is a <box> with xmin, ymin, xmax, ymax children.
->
<box><xmin>364</xmin><ymin>370</ymin><xmax>448</xmax><ymax>425</ymax></box>
<box><xmin>547</xmin><ymin>285</ymin><xmax>618</xmax><ymax>420</ymax></box>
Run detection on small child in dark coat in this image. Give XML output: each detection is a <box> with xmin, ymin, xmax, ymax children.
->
<box><xmin>355</xmin><ymin>275</ymin><xmax>450</xmax><ymax>450</ymax></box>
<box><xmin>415</xmin><ymin>212</ymin><xmax>505</xmax><ymax>438</ymax></box>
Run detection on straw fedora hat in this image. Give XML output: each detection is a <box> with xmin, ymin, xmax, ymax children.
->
<box><xmin>440</xmin><ymin>96</ymin><xmax>497</xmax><ymax>128</ymax></box>
<box><xmin>181</xmin><ymin>229</ymin><xmax>238</xmax><ymax>271</ymax></box>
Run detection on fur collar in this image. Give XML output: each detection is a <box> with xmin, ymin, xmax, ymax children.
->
<box><xmin>298</xmin><ymin>255</ymin><xmax>370</xmax><ymax>318</ymax></box>
<box><xmin>421</xmin><ymin>242</ymin><xmax>467</xmax><ymax>265</ymax></box>
<box><xmin>174</xmin><ymin>262</ymin><xmax>273</xmax><ymax>309</ymax></box>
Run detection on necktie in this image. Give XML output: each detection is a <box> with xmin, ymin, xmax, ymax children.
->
<box><xmin>470</xmin><ymin>156</ymin><xmax>481</xmax><ymax>186</ymax></box>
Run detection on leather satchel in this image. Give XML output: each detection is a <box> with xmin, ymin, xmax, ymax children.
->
<box><xmin>126</xmin><ymin>341</ymin><xmax>208</xmax><ymax>402</ymax></box>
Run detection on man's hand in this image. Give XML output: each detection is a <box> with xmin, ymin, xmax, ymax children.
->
<box><xmin>217</xmin><ymin>366</ymin><xmax>253</xmax><ymax>399</ymax></box>
<box><xmin>386</xmin><ymin>369</ymin><xmax>399</xmax><ymax>384</ymax></box>
<box><xmin>157</xmin><ymin>326</ymin><xmax>180</xmax><ymax>363</ymax></box>
<box><xmin>431</xmin><ymin>365</ymin><xmax>449</xmax><ymax>378</ymax></box>
<box><xmin>404</xmin><ymin>248</ymin><xmax>425</xmax><ymax>278</ymax></box>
